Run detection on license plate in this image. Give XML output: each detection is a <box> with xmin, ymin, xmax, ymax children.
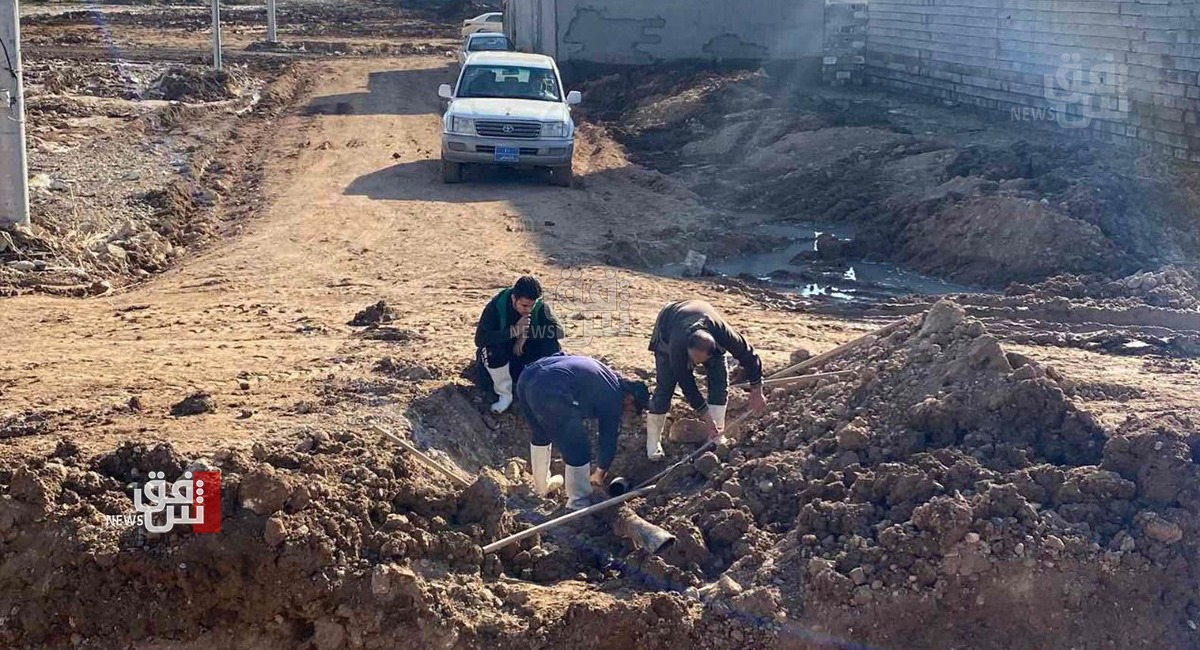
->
<box><xmin>494</xmin><ymin>146</ymin><xmax>520</xmax><ymax>162</ymax></box>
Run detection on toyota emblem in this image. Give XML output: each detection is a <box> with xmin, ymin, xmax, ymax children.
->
<box><xmin>502</xmin><ymin>124</ymin><xmax>514</xmax><ymax>134</ymax></box>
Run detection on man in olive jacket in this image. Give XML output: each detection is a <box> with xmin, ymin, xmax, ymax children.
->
<box><xmin>645</xmin><ymin>299</ymin><xmax>766</xmax><ymax>459</ymax></box>
<box><xmin>475</xmin><ymin>275</ymin><xmax>564</xmax><ymax>413</ymax></box>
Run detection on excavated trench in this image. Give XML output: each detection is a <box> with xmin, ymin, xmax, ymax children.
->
<box><xmin>3</xmin><ymin>301</ymin><xmax>1199</xmax><ymax>649</ymax></box>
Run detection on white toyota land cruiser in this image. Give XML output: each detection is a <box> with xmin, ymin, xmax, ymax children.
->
<box><xmin>439</xmin><ymin>51</ymin><xmax>581</xmax><ymax>186</ymax></box>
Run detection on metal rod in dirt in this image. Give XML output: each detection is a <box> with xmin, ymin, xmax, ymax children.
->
<box><xmin>211</xmin><ymin>0</ymin><xmax>223</xmax><ymax>70</ymax></box>
<box><xmin>482</xmin><ymin>484</ymin><xmax>659</xmax><ymax>555</ymax></box>
<box><xmin>634</xmin><ymin>408</ymin><xmax>760</xmax><ymax>491</ymax></box>
<box><xmin>634</xmin><ymin>440</ymin><xmax>715</xmax><ymax>491</ymax></box>
<box><xmin>266</xmin><ymin>0</ymin><xmax>278</xmax><ymax>44</ymax></box>
<box><xmin>373</xmin><ymin>424</ymin><xmax>472</xmax><ymax>488</ymax></box>
<box><xmin>0</xmin><ymin>0</ymin><xmax>30</xmax><ymax>228</ymax></box>
<box><xmin>732</xmin><ymin>370</ymin><xmax>855</xmax><ymax>391</ymax></box>
<box><xmin>768</xmin><ymin>317</ymin><xmax>911</xmax><ymax>380</ymax></box>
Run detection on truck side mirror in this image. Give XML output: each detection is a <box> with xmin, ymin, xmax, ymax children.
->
<box><xmin>566</xmin><ymin>90</ymin><xmax>582</xmax><ymax>105</ymax></box>
<box><xmin>438</xmin><ymin>84</ymin><xmax>453</xmax><ymax>100</ymax></box>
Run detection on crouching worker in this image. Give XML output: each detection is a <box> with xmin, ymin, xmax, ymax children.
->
<box><xmin>516</xmin><ymin>354</ymin><xmax>649</xmax><ymax>510</ymax></box>
<box><xmin>645</xmin><ymin>299</ymin><xmax>766</xmax><ymax>460</ymax></box>
<box><xmin>474</xmin><ymin>276</ymin><xmax>564</xmax><ymax>413</ymax></box>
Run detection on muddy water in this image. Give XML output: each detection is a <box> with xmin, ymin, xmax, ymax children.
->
<box><xmin>681</xmin><ymin>224</ymin><xmax>980</xmax><ymax>301</ymax></box>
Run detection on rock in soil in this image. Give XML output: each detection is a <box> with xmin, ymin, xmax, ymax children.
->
<box><xmin>170</xmin><ymin>392</ymin><xmax>216</xmax><ymax>417</ymax></box>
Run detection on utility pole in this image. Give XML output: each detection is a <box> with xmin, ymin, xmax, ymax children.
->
<box><xmin>211</xmin><ymin>0</ymin><xmax>223</xmax><ymax>70</ymax></box>
<box><xmin>266</xmin><ymin>0</ymin><xmax>278</xmax><ymax>44</ymax></box>
<box><xmin>0</xmin><ymin>0</ymin><xmax>30</xmax><ymax>229</ymax></box>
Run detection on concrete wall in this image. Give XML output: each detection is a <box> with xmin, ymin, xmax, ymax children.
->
<box><xmin>863</xmin><ymin>0</ymin><xmax>1200</xmax><ymax>160</ymax></box>
<box><xmin>506</xmin><ymin>0</ymin><xmax>826</xmax><ymax>64</ymax></box>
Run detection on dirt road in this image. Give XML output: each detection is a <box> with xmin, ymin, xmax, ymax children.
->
<box><xmin>5</xmin><ymin>55</ymin><xmax>1198</xmax><ymax>457</ymax></box>
<box><xmin>0</xmin><ymin>56</ymin><xmax>847</xmax><ymax>459</ymax></box>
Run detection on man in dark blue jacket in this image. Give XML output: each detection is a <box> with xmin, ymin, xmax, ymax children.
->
<box><xmin>474</xmin><ymin>276</ymin><xmax>564</xmax><ymax>413</ymax></box>
<box><xmin>516</xmin><ymin>354</ymin><xmax>649</xmax><ymax>510</ymax></box>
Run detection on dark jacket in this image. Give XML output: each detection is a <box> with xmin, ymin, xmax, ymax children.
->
<box><xmin>474</xmin><ymin>288</ymin><xmax>564</xmax><ymax>349</ymax></box>
<box><xmin>649</xmin><ymin>299</ymin><xmax>763</xmax><ymax>410</ymax></box>
<box><xmin>520</xmin><ymin>354</ymin><xmax>625</xmax><ymax>470</ymax></box>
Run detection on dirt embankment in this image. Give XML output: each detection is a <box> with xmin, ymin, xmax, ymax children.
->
<box><xmin>576</xmin><ymin>67</ymin><xmax>1200</xmax><ymax>289</ymax></box>
<box><xmin>636</xmin><ymin>301</ymin><xmax>1199</xmax><ymax>648</ymax></box>
<box><xmin>1</xmin><ymin>59</ymin><xmax>306</xmax><ymax>296</ymax></box>
<box><xmin>3</xmin><ymin>301</ymin><xmax>1198</xmax><ymax>649</ymax></box>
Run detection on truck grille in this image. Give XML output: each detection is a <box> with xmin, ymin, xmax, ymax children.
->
<box><xmin>476</xmin><ymin>145</ymin><xmax>539</xmax><ymax>156</ymax></box>
<box><xmin>475</xmin><ymin>121</ymin><xmax>541</xmax><ymax>139</ymax></box>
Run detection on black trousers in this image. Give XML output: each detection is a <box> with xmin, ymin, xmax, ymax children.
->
<box><xmin>649</xmin><ymin>349</ymin><xmax>727</xmax><ymax>415</ymax></box>
<box><xmin>477</xmin><ymin>338</ymin><xmax>562</xmax><ymax>390</ymax></box>
<box><xmin>516</xmin><ymin>371</ymin><xmax>590</xmax><ymax>467</ymax></box>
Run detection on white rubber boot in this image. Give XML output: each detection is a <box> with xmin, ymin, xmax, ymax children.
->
<box><xmin>564</xmin><ymin>463</ymin><xmax>592</xmax><ymax>511</ymax></box>
<box><xmin>646</xmin><ymin>413</ymin><xmax>667</xmax><ymax>461</ymax></box>
<box><xmin>487</xmin><ymin>364</ymin><xmax>514</xmax><ymax>413</ymax></box>
<box><xmin>529</xmin><ymin>443</ymin><xmax>563</xmax><ymax>496</ymax></box>
<box><xmin>708</xmin><ymin>403</ymin><xmax>728</xmax><ymax>446</ymax></box>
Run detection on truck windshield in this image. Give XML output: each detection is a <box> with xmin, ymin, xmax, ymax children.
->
<box><xmin>457</xmin><ymin>65</ymin><xmax>562</xmax><ymax>102</ymax></box>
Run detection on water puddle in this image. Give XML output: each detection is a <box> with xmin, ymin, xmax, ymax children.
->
<box><xmin>662</xmin><ymin>223</ymin><xmax>980</xmax><ymax>301</ymax></box>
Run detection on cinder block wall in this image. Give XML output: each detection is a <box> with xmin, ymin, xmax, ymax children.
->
<box><xmin>824</xmin><ymin>0</ymin><xmax>869</xmax><ymax>84</ymax></box>
<box><xmin>864</xmin><ymin>0</ymin><xmax>1200</xmax><ymax>160</ymax></box>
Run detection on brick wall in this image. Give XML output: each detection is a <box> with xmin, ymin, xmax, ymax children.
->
<box><xmin>863</xmin><ymin>0</ymin><xmax>1200</xmax><ymax>160</ymax></box>
<box><xmin>824</xmin><ymin>0</ymin><xmax>869</xmax><ymax>84</ymax></box>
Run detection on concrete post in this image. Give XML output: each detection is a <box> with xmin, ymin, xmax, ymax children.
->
<box><xmin>0</xmin><ymin>0</ymin><xmax>30</xmax><ymax>229</ymax></box>
<box><xmin>266</xmin><ymin>0</ymin><xmax>278</xmax><ymax>43</ymax></box>
<box><xmin>211</xmin><ymin>0</ymin><xmax>223</xmax><ymax>70</ymax></box>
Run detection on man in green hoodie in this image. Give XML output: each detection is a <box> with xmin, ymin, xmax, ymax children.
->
<box><xmin>474</xmin><ymin>275</ymin><xmax>564</xmax><ymax>413</ymax></box>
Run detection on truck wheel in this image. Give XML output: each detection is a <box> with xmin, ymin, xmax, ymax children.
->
<box><xmin>549</xmin><ymin>162</ymin><xmax>572</xmax><ymax>187</ymax></box>
<box><xmin>442</xmin><ymin>160</ymin><xmax>463</xmax><ymax>184</ymax></box>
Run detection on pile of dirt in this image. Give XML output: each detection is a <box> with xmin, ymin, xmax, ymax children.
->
<box><xmin>0</xmin><ymin>421</ymin><xmax>751</xmax><ymax>649</ymax></box>
<box><xmin>350</xmin><ymin>300</ymin><xmax>398</xmax><ymax>326</ymax></box>
<box><xmin>146</xmin><ymin>67</ymin><xmax>242</xmax><ymax>103</ymax></box>
<box><xmin>630</xmin><ymin>300</ymin><xmax>1198</xmax><ymax>647</ymax></box>
<box><xmin>22</xmin><ymin>3</ymin><xmax>455</xmax><ymax>39</ymax></box>
<box><xmin>0</xmin><ymin>431</ymin><xmax>510</xmax><ymax>648</ymax></box>
<box><xmin>1008</xmin><ymin>265</ymin><xmax>1200</xmax><ymax>311</ymax></box>
<box><xmin>582</xmin><ymin>67</ymin><xmax>1200</xmax><ymax>288</ymax></box>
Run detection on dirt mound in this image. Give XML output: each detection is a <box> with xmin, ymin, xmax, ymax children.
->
<box><xmin>147</xmin><ymin>67</ymin><xmax>241</xmax><ymax>103</ymax></box>
<box><xmin>350</xmin><ymin>300</ymin><xmax>398</xmax><ymax>326</ymax></box>
<box><xmin>0</xmin><ymin>429</ymin><xmax>509</xmax><ymax>649</ymax></box>
<box><xmin>628</xmin><ymin>300</ymin><xmax>1198</xmax><ymax>647</ymax></box>
<box><xmin>1008</xmin><ymin>265</ymin><xmax>1200</xmax><ymax>311</ymax></box>
<box><xmin>584</xmin><ymin>66</ymin><xmax>1200</xmax><ymax>287</ymax></box>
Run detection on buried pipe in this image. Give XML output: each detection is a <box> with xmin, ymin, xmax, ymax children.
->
<box><xmin>482</xmin><ymin>484</ymin><xmax>658</xmax><ymax>555</ymax></box>
<box><xmin>609</xmin><ymin>504</ymin><xmax>675</xmax><ymax>555</ymax></box>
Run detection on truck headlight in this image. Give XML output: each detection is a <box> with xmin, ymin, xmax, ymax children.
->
<box><xmin>448</xmin><ymin>116</ymin><xmax>475</xmax><ymax>135</ymax></box>
<box><xmin>541</xmin><ymin>122</ymin><xmax>568</xmax><ymax>138</ymax></box>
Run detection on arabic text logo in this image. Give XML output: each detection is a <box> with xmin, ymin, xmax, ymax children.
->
<box><xmin>127</xmin><ymin>470</ymin><xmax>222</xmax><ymax>534</ymax></box>
<box><xmin>1043</xmin><ymin>52</ymin><xmax>1128</xmax><ymax>129</ymax></box>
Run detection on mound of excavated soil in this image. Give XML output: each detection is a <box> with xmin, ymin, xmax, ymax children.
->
<box><xmin>584</xmin><ymin>67</ymin><xmax>1200</xmax><ymax>288</ymax></box>
<box><xmin>633</xmin><ymin>300</ymin><xmax>1199</xmax><ymax>648</ymax></box>
<box><xmin>147</xmin><ymin>67</ymin><xmax>241</xmax><ymax>103</ymax></box>
<box><xmin>2</xmin><ymin>301</ymin><xmax>1198</xmax><ymax>648</ymax></box>
<box><xmin>1008</xmin><ymin>265</ymin><xmax>1200</xmax><ymax>311</ymax></box>
<box><xmin>350</xmin><ymin>300</ymin><xmax>398</xmax><ymax>326</ymax></box>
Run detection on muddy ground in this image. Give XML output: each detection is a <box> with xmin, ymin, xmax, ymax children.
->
<box><xmin>2</xmin><ymin>3</ymin><xmax>1200</xmax><ymax>649</ymax></box>
<box><xmin>574</xmin><ymin>65</ymin><xmax>1200</xmax><ymax>291</ymax></box>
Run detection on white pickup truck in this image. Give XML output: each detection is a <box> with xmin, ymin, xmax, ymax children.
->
<box><xmin>439</xmin><ymin>51</ymin><xmax>581</xmax><ymax>186</ymax></box>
